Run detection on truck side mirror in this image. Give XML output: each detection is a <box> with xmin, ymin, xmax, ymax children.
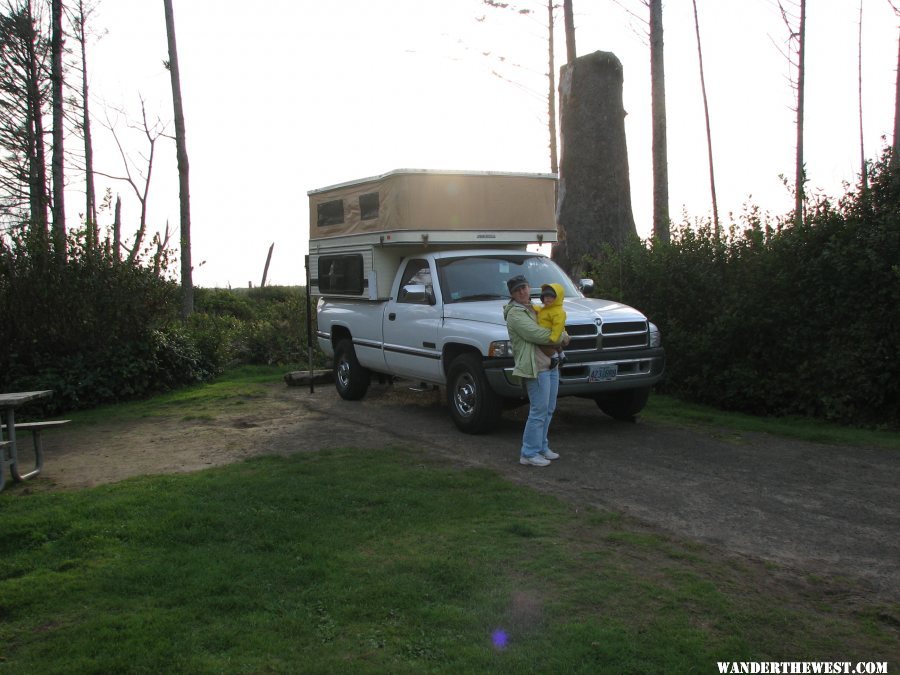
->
<box><xmin>400</xmin><ymin>283</ymin><xmax>436</xmax><ymax>305</ymax></box>
<box><xmin>579</xmin><ymin>278</ymin><xmax>595</xmax><ymax>294</ymax></box>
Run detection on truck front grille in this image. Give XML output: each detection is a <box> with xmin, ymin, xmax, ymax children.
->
<box><xmin>565</xmin><ymin>320</ymin><xmax>648</xmax><ymax>352</ymax></box>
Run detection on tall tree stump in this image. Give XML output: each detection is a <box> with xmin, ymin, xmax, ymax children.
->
<box><xmin>555</xmin><ymin>50</ymin><xmax>638</xmax><ymax>278</ymax></box>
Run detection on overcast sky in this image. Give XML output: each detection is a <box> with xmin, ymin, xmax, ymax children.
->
<box><xmin>82</xmin><ymin>0</ymin><xmax>899</xmax><ymax>288</ymax></box>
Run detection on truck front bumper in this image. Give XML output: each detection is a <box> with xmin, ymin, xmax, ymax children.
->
<box><xmin>483</xmin><ymin>347</ymin><xmax>665</xmax><ymax>399</ymax></box>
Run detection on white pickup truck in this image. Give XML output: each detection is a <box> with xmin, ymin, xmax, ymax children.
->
<box><xmin>308</xmin><ymin>170</ymin><xmax>665</xmax><ymax>434</ymax></box>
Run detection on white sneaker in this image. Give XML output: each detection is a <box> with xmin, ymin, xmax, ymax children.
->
<box><xmin>520</xmin><ymin>454</ymin><xmax>551</xmax><ymax>467</ymax></box>
<box><xmin>540</xmin><ymin>449</ymin><xmax>560</xmax><ymax>460</ymax></box>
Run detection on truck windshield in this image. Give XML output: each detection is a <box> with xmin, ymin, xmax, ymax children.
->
<box><xmin>436</xmin><ymin>254</ymin><xmax>581</xmax><ymax>303</ymax></box>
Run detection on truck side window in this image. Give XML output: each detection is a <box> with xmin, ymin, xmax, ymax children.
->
<box><xmin>397</xmin><ymin>259</ymin><xmax>433</xmax><ymax>304</ymax></box>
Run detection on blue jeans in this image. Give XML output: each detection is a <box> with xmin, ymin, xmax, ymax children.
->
<box><xmin>521</xmin><ymin>367</ymin><xmax>559</xmax><ymax>458</ymax></box>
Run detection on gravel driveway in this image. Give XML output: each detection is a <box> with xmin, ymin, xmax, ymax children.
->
<box><xmin>297</xmin><ymin>382</ymin><xmax>900</xmax><ymax>603</ymax></box>
<box><xmin>32</xmin><ymin>378</ymin><xmax>900</xmax><ymax>604</ymax></box>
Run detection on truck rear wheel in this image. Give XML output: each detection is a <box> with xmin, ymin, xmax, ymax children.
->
<box><xmin>594</xmin><ymin>386</ymin><xmax>650</xmax><ymax>421</ymax></box>
<box><xmin>446</xmin><ymin>353</ymin><xmax>502</xmax><ymax>434</ymax></box>
<box><xmin>334</xmin><ymin>339</ymin><xmax>370</xmax><ymax>400</ymax></box>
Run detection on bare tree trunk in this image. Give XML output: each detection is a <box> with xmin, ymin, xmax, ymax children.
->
<box><xmin>548</xmin><ymin>0</ymin><xmax>558</xmax><ymax>177</ymax></box>
<box><xmin>50</xmin><ymin>0</ymin><xmax>65</xmax><ymax>258</ymax></box>
<box><xmin>96</xmin><ymin>100</ymin><xmax>170</xmax><ymax>262</ymax></box>
<box><xmin>113</xmin><ymin>194</ymin><xmax>121</xmax><ymax>261</ymax></box>
<box><xmin>691</xmin><ymin>0</ymin><xmax>719</xmax><ymax>239</ymax></box>
<box><xmin>858</xmin><ymin>0</ymin><xmax>867</xmax><ymax>192</ymax></box>
<box><xmin>103</xmin><ymin>101</ymin><xmax>159</xmax><ymax>265</ymax></box>
<box><xmin>163</xmin><ymin>0</ymin><xmax>193</xmax><ymax>318</ymax></box>
<box><xmin>778</xmin><ymin>0</ymin><xmax>807</xmax><ymax>227</ymax></box>
<box><xmin>650</xmin><ymin>0</ymin><xmax>669</xmax><ymax>243</ymax></box>
<box><xmin>557</xmin><ymin>51</ymin><xmax>638</xmax><ymax>278</ymax></box>
<box><xmin>153</xmin><ymin>221</ymin><xmax>171</xmax><ymax>277</ymax></box>
<box><xmin>260</xmin><ymin>242</ymin><xmax>274</xmax><ymax>287</ymax></box>
<box><xmin>794</xmin><ymin>0</ymin><xmax>806</xmax><ymax>228</ymax></box>
<box><xmin>75</xmin><ymin>0</ymin><xmax>98</xmax><ymax>248</ymax></box>
<box><xmin>893</xmin><ymin>27</ymin><xmax>900</xmax><ymax>168</ymax></box>
<box><xmin>547</xmin><ymin>0</ymin><xmax>565</xmax><ymax>267</ymax></box>
<box><xmin>23</xmin><ymin>2</ymin><xmax>49</xmax><ymax>246</ymax></box>
<box><xmin>563</xmin><ymin>0</ymin><xmax>576</xmax><ymax>63</ymax></box>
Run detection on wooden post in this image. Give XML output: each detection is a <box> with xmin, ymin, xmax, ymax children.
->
<box><xmin>260</xmin><ymin>242</ymin><xmax>274</xmax><ymax>287</ymax></box>
<box><xmin>305</xmin><ymin>255</ymin><xmax>315</xmax><ymax>394</ymax></box>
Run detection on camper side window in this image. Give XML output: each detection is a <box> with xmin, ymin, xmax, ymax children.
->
<box><xmin>397</xmin><ymin>259</ymin><xmax>433</xmax><ymax>305</ymax></box>
<box><xmin>317</xmin><ymin>199</ymin><xmax>345</xmax><ymax>227</ymax></box>
<box><xmin>318</xmin><ymin>255</ymin><xmax>364</xmax><ymax>295</ymax></box>
<box><xmin>359</xmin><ymin>192</ymin><xmax>379</xmax><ymax>220</ymax></box>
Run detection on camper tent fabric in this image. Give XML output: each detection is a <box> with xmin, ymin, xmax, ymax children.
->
<box><xmin>308</xmin><ymin>170</ymin><xmax>557</xmax><ymax>241</ymax></box>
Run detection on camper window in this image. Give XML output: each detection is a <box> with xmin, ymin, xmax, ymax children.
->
<box><xmin>318</xmin><ymin>254</ymin><xmax>364</xmax><ymax>295</ymax></box>
<box><xmin>317</xmin><ymin>199</ymin><xmax>345</xmax><ymax>227</ymax></box>
<box><xmin>359</xmin><ymin>192</ymin><xmax>379</xmax><ymax>220</ymax></box>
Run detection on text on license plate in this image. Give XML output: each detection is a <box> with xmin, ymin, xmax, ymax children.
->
<box><xmin>589</xmin><ymin>365</ymin><xmax>618</xmax><ymax>382</ymax></box>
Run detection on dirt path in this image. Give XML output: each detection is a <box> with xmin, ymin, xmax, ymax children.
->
<box><xmin>16</xmin><ymin>379</ymin><xmax>900</xmax><ymax>605</ymax></box>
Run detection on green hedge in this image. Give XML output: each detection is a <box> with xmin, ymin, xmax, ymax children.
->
<box><xmin>191</xmin><ymin>285</ymin><xmax>318</xmax><ymax>368</ymax></box>
<box><xmin>0</xmin><ymin>235</ymin><xmax>209</xmax><ymax>413</ymax></box>
<box><xmin>0</xmin><ymin>232</ymin><xmax>320</xmax><ymax>414</ymax></box>
<box><xmin>583</xmin><ymin>150</ymin><xmax>900</xmax><ymax>428</ymax></box>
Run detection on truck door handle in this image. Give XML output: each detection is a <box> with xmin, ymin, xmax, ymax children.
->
<box><xmin>388</xmin><ymin>313</ymin><xmax>396</xmax><ymax>321</ymax></box>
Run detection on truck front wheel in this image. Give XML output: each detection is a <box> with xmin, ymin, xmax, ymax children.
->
<box><xmin>446</xmin><ymin>354</ymin><xmax>502</xmax><ymax>434</ymax></box>
<box><xmin>594</xmin><ymin>386</ymin><xmax>650</xmax><ymax>421</ymax></box>
<box><xmin>334</xmin><ymin>339</ymin><xmax>370</xmax><ymax>400</ymax></box>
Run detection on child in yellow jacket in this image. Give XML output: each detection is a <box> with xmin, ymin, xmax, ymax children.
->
<box><xmin>534</xmin><ymin>283</ymin><xmax>567</xmax><ymax>366</ymax></box>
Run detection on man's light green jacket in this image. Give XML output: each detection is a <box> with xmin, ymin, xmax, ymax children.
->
<box><xmin>503</xmin><ymin>300</ymin><xmax>554</xmax><ymax>379</ymax></box>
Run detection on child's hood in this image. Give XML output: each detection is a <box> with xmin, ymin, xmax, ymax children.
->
<box><xmin>541</xmin><ymin>283</ymin><xmax>565</xmax><ymax>309</ymax></box>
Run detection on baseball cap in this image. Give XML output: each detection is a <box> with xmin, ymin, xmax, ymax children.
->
<box><xmin>506</xmin><ymin>275</ymin><xmax>528</xmax><ymax>294</ymax></box>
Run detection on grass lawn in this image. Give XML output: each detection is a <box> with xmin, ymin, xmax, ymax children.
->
<box><xmin>1</xmin><ymin>447</ymin><xmax>897</xmax><ymax>672</ymax></box>
<box><xmin>643</xmin><ymin>395</ymin><xmax>900</xmax><ymax>451</ymax></box>
<box><xmin>1</xmin><ymin>368</ymin><xmax>897</xmax><ymax>672</ymax></box>
<box><xmin>58</xmin><ymin>365</ymin><xmax>301</xmax><ymax>427</ymax></box>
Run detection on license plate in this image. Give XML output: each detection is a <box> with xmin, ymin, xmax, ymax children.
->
<box><xmin>589</xmin><ymin>365</ymin><xmax>618</xmax><ymax>382</ymax></box>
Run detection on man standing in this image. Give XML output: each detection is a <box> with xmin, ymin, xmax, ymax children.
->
<box><xmin>503</xmin><ymin>275</ymin><xmax>567</xmax><ymax>467</ymax></box>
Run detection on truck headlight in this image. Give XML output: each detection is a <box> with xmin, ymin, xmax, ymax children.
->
<box><xmin>648</xmin><ymin>322</ymin><xmax>662</xmax><ymax>348</ymax></box>
<box><xmin>488</xmin><ymin>340</ymin><xmax>513</xmax><ymax>357</ymax></box>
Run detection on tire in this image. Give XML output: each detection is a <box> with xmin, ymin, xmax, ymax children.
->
<box><xmin>446</xmin><ymin>353</ymin><xmax>503</xmax><ymax>434</ymax></box>
<box><xmin>594</xmin><ymin>386</ymin><xmax>650</xmax><ymax>421</ymax></box>
<box><xmin>334</xmin><ymin>339</ymin><xmax>370</xmax><ymax>400</ymax></box>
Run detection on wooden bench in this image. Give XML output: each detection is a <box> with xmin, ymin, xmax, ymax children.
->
<box><xmin>2</xmin><ymin>420</ymin><xmax>70</xmax><ymax>447</ymax></box>
<box><xmin>1</xmin><ymin>420</ymin><xmax>70</xmax><ymax>483</ymax></box>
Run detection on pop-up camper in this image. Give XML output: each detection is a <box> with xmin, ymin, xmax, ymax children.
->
<box><xmin>307</xmin><ymin>169</ymin><xmax>557</xmax><ymax>299</ymax></box>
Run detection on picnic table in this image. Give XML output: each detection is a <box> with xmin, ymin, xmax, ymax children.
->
<box><xmin>0</xmin><ymin>390</ymin><xmax>56</xmax><ymax>492</ymax></box>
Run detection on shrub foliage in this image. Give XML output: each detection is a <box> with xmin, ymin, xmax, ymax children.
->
<box><xmin>583</xmin><ymin>150</ymin><xmax>900</xmax><ymax>428</ymax></box>
<box><xmin>0</xmin><ymin>231</ymin><xmax>319</xmax><ymax>414</ymax></box>
<box><xmin>191</xmin><ymin>285</ymin><xmax>317</xmax><ymax>368</ymax></box>
<box><xmin>0</xmin><ymin>233</ymin><xmax>202</xmax><ymax>412</ymax></box>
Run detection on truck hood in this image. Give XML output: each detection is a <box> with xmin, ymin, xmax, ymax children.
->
<box><xmin>442</xmin><ymin>297</ymin><xmax>648</xmax><ymax>326</ymax></box>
